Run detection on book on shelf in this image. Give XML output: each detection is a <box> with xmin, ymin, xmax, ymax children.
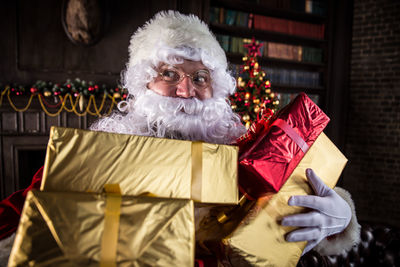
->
<box><xmin>277</xmin><ymin>92</ymin><xmax>320</xmax><ymax>108</ymax></box>
<box><xmin>263</xmin><ymin>67</ymin><xmax>321</xmax><ymax>88</ymax></box>
<box><xmin>225</xmin><ymin>9</ymin><xmax>237</xmax><ymax>25</ymax></box>
<box><xmin>216</xmin><ymin>34</ymin><xmax>230</xmax><ymax>52</ymax></box>
<box><xmin>216</xmin><ymin>34</ymin><xmax>323</xmax><ymax>64</ymax></box>
<box><xmin>302</xmin><ymin>47</ymin><xmax>323</xmax><ymax>63</ymax></box>
<box><xmin>266</xmin><ymin>42</ymin><xmax>302</xmax><ymax>61</ymax></box>
<box><xmin>209</xmin><ymin>7</ymin><xmax>218</xmax><ymax>24</ymax></box>
<box><xmin>253</xmin><ymin>14</ymin><xmax>325</xmax><ymax>39</ymax></box>
<box><xmin>305</xmin><ymin>0</ymin><xmax>313</xmax><ymax>13</ymax></box>
<box><xmin>291</xmin><ymin>0</ymin><xmax>327</xmax><ymax>15</ymax></box>
<box><xmin>230</xmin><ymin>37</ymin><xmax>240</xmax><ymax>54</ymax></box>
<box><xmin>236</xmin><ymin>11</ymin><xmax>250</xmax><ymax>27</ymax></box>
<box><xmin>229</xmin><ymin>63</ymin><xmax>321</xmax><ymax>88</ymax></box>
<box><xmin>210</xmin><ymin>6</ymin><xmax>325</xmax><ymax>39</ymax></box>
<box><xmin>209</xmin><ymin>7</ymin><xmax>251</xmax><ymax>28</ymax></box>
<box><xmin>209</xmin><ymin>7</ymin><xmax>222</xmax><ymax>24</ymax></box>
<box><xmin>305</xmin><ymin>0</ymin><xmax>327</xmax><ymax>16</ymax></box>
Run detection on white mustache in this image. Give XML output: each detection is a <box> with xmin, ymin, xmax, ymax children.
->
<box><xmin>91</xmin><ymin>89</ymin><xmax>246</xmax><ymax>144</ymax></box>
<box><xmin>138</xmin><ymin>90</ymin><xmax>205</xmax><ymax>116</ymax></box>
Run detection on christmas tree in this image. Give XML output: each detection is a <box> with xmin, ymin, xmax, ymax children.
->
<box><xmin>230</xmin><ymin>38</ymin><xmax>279</xmax><ymax>129</ymax></box>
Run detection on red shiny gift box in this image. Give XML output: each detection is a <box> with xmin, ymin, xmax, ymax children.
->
<box><xmin>238</xmin><ymin>93</ymin><xmax>330</xmax><ymax>199</ymax></box>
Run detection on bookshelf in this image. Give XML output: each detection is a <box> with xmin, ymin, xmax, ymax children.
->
<box><xmin>206</xmin><ymin>0</ymin><xmax>331</xmax><ymax>109</ymax></box>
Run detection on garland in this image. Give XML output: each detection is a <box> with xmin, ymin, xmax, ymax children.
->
<box><xmin>0</xmin><ymin>78</ymin><xmax>129</xmax><ymax>117</ymax></box>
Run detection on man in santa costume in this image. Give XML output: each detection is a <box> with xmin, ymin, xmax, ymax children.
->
<box><xmin>0</xmin><ymin>11</ymin><xmax>360</xmax><ymax>265</ymax></box>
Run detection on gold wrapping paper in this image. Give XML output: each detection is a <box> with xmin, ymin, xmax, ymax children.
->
<box><xmin>41</xmin><ymin>127</ymin><xmax>238</xmax><ymax>204</ymax></box>
<box><xmin>222</xmin><ymin>132</ymin><xmax>348</xmax><ymax>266</ymax></box>
<box><xmin>8</xmin><ymin>190</ymin><xmax>195</xmax><ymax>267</ymax></box>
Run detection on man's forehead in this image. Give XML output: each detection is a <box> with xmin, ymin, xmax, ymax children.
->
<box><xmin>159</xmin><ymin>60</ymin><xmax>209</xmax><ymax>72</ymax></box>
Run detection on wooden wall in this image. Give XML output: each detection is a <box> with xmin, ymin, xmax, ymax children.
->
<box><xmin>0</xmin><ymin>0</ymin><xmax>207</xmax><ymax>84</ymax></box>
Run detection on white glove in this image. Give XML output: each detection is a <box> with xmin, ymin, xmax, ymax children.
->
<box><xmin>281</xmin><ymin>168</ymin><xmax>352</xmax><ymax>255</ymax></box>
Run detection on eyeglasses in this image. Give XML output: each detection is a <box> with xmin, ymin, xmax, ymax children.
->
<box><xmin>158</xmin><ymin>67</ymin><xmax>211</xmax><ymax>90</ymax></box>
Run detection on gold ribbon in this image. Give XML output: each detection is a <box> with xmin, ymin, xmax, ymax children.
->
<box><xmin>100</xmin><ymin>184</ymin><xmax>122</xmax><ymax>267</ymax></box>
<box><xmin>217</xmin><ymin>195</ymin><xmax>248</xmax><ymax>224</ymax></box>
<box><xmin>191</xmin><ymin>142</ymin><xmax>203</xmax><ymax>201</ymax></box>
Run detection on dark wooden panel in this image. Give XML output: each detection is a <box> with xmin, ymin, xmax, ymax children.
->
<box><xmin>0</xmin><ymin>1</ymin><xmax>17</xmax><ymax>81</ymax></box>
<box><xmin>44</xmin><ymin>112</ymin><xmax>62</xmax><ymax>132</ymax></box>
<box><xmin>16</xmin><ymin>0</ymin><xmax>179</xmax><ymax>75</ymax></box>
<box><xmin>1</xmin><ymin>112</ymin><xmax>18</xmax><ymax>133</ymax></box>
<box><xmin>21</xmin><ymin>112</ymin><xmax>40</xmax><ymax>133</ymax></box>
<box><xmin>17</xmin><ymin>0</ymin><xmax>64</xmax><ymax>71</ymax></box>
<box><xmin>66</xmin><ymin>112</ymin><xmax>82</xmax><ymax>129</ymax></box>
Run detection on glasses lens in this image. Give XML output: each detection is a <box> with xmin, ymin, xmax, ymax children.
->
<box><xmin>159</xmin><ymin>67</ymin><xmax>211</xmax><ymax>89</ymax></box>
<box><xmin>160</xmin><ymin>69</ymin><xmax>180</xmax><ymax>83</ymax></box>
<box><xmin>192</xmin><ymin>70</ymin><xmax>210</xmax><ymax>89</ymax></box>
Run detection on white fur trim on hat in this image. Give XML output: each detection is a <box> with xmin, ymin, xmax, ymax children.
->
<box><xmin>128</xmin><ymin>10</ymin><xmax>227</xmax><ymax>69</ymax></box>
<box><xmin>0</xmin><ymin>233</ymin><xmax>15</xmax><ymax>266</ymax></box>
<box><xmin>313</xmin><ymin>187</ymin><xmax>361</xmax><ymax>256</ymax></box>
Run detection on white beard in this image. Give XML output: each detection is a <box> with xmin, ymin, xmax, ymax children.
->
<box><xmin>0</xmin><ymin>233</ymin><xmax>15</xmax><ymax>266</ymax></box>
<box><xmin>91</xmin><ymin>90</ymin><xmax>246</xmax><ymax>144</ymax></box>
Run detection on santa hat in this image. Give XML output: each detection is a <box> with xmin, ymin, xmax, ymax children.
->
<box><xmin>128</xmin><ymin>10</ymin><xmax>227</xmax><ymax>70</ymax></box>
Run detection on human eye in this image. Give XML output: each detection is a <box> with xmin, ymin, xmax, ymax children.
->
<box><xmin>161</xmin><ymin>69</ymin><xmax>180</xmax><ymax>82</ymax></box>
<box><xmin>193</xmin><ymin>71</ymin><xmax>210</xmax><ymax>86</ymax></box>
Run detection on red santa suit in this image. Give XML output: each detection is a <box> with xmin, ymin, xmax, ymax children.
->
<box><xmin>0</xmin><ymin>167</ymin><xmax>43</xmax><ymax>240</ymax></box>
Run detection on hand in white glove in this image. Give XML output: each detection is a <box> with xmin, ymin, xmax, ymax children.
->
<box><xmin>281</xmin><ymin>168</ymin><xmax>352</xmax><ymax>255</ymax></box>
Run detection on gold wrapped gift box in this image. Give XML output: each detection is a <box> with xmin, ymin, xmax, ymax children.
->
<box><xmin>204</xmin><ymin>132</ymin><xmax>347</xmax><ymax>266</ymax></box>
<box><xmin>41</xmin><ymin>127</ymin><xmax>239</xmax><ymax>204</ymax></box>
<box><xmin>8</xmin><ymin>190</ymin><xmax>195</xmax><ymax>267</ymax></box>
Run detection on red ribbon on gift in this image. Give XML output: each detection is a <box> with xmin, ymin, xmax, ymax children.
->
<box><xmin>272</xmin><ymin>119</ymin><xmax>309</xmax><ymax>153</ymax></box>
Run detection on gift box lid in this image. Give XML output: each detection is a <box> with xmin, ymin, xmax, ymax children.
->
<box><xmin>41</xmin><ymin>127</ymin><xmax>239</xmax><ymax>204</ymax></box>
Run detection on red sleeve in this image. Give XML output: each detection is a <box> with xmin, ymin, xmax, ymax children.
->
<box><xmin>0</xmin><ymin>166</ymin><xmax>43</xmax><ymax>240</ymax></box>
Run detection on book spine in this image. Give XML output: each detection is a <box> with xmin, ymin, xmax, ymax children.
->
<box><xmin>225</xmin><ymin>9</ymin><xmax>237</xmax><ymax>25</ymax></box>
<box><xmin>209</xmin><ymin>7</ymin><xmax>220</xmax><ymax>23</ymax></box>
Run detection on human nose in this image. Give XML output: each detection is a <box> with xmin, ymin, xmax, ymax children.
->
<box><xmin>175</xmin><ymin>75</ymin><xmax>195</xmax><ymax>98</ymax></box>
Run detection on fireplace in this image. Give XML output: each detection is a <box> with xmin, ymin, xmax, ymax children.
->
<box><xmin>17</xmin><ymin>149</ymin><xmax>46</xmax><ymax>189</ymax></box>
